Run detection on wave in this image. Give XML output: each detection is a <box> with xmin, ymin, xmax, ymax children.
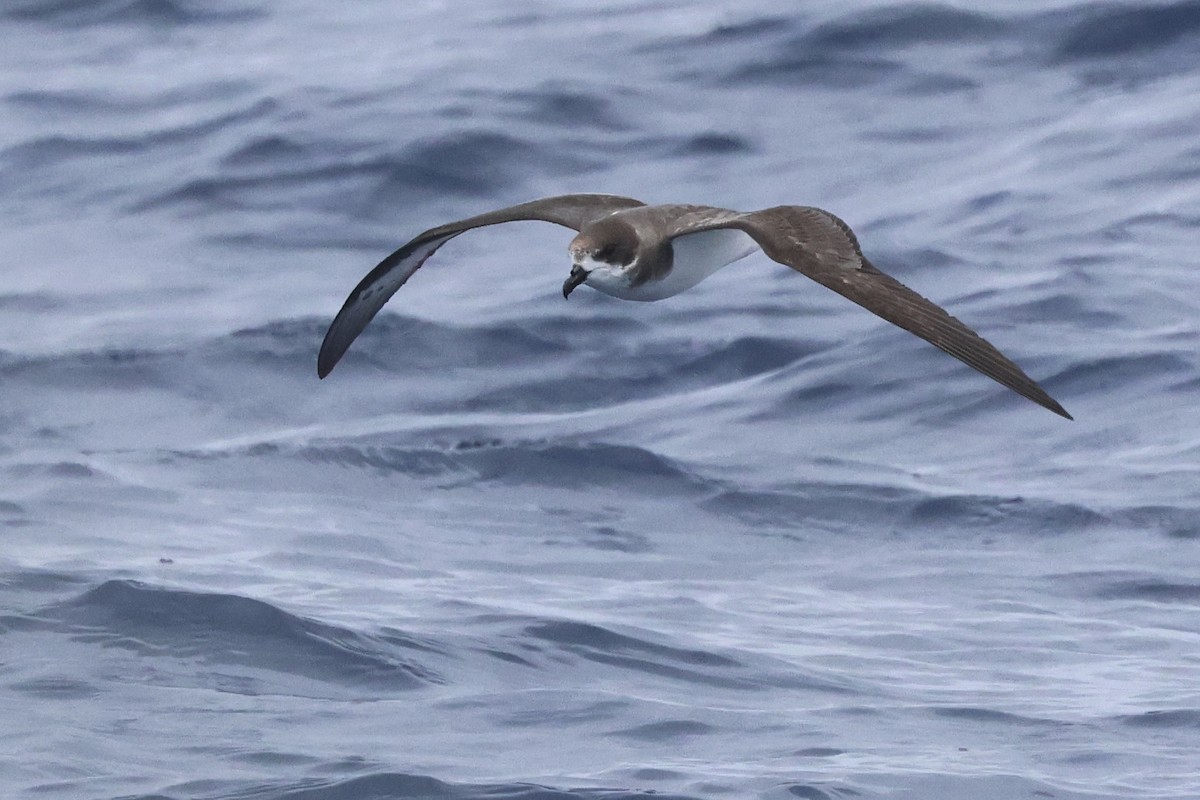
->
<box><xmin>0</xmin><ymin>568</ymin><xmax>88</xmax><ymax>596</ymax></box>
<box><xmin>803</xmin><ymin>5</ymin><xmax>1005</xmax><ymax>49</ymax></box>
<box><xmin>0</xmin><ymin>346</ymin><xmax>184</xmax><ymax>390</ymax></box>
<box><xmin>683</xmin><ymin>1</ymin><xmax>1200</xmax><ymax>90</ymax></box>
<box><xmin>1047</xmin><ymin>352</ymin><xmax>1193</xmax><ymax>395</ymax></box>
<box><xmin>464</xmin><ymin>334</ymin><xmax>815</xmax><ymax>411</ymax></box>
<box><xmin>135</xmin><ymin>128</ymin><xmax>596</xmax><ymax>218</ymax></box>
<box><xmin>4</xmin><ymin>0</ymin><xmax>262</xmax><ymax>26</ymax></box>
<box><xmin>520</xmin><ymin>619</ymin><xmax>849</xmax><ymax>693</ymax></box>
<box><xmin>498</xmin><ymin>87</ymin><xmax>631</xmax><ymax>131</ymax></box>
<box><xmin>297</xmin><ymin>313</ymin><xmax>568</xmax><ymax>373</ymax></box>
<box><xmin>930</xmin><ymin>706</ymin><xmax>1059</xmax><ymax>727</ymax></box>
<box><xmin>171</xmin><ymin>771</ymin><xmax>706</xmax><ymax>800</ymax></box>
<box><xmin>611</xmin><ymin>720</ymin><xmax>714</xmax><ymax>741</ymax></box>
<box><xmin>688</xmin><ymin>5</ymin><xmax>1004</xmax><ymax>88</ymax></box>
<box><xmin>1053</xmin><ymin>0</ymin><xmax>1200</xmax><ymax>61</ymax></box>
<box><xmin>704</xmin><ymin>482</ymin><xmax>1118</xmax><ymax>537</ymax></box>
<box><xmin>0</xmin><ymin>314</ymin><xmax>558</xmax><ymax>383</ymax></box>
<box><xmin>2</xmin><ymin>93</ymin><xmax>276</xmax><ymax>211</ymax></box>
<box><xmin>1095</xmin><ymin>580</ymin><xmax>1200</xmax><ymax>604</ymax></box>
<box><xmin>1116</xmin><ymin>709</ymin><xmax>1200</xmax><ymax>728</ymax></box>
<box><xmin>31</xmin><ymin>580</ymin><xmax>440</xmax><ymax>695</ymax></box>
<box><xmin>297</xmin><ymin>439</ymin><xmax>710</xmax><ymax>495</ymax></box>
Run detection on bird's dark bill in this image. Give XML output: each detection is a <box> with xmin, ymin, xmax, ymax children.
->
<box><xmin>562</xmin><ymin>266</ymin><xmax>587</xmax><ymax>298</ymax></box>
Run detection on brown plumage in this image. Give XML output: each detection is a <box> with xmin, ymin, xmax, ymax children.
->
<box><xmin>318</xmin><ymin>193</ymin><xmax>1070</xmax><ymax>420</ymax></box>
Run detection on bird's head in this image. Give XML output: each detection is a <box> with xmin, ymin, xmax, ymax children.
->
<box><xmin>563</xmin><ymin>217</ymin><xmax>640</xmax><ymax>298</ymax></box>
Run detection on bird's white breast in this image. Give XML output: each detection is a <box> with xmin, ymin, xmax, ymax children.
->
<box><xmin>587</xmin><ymin>228</ymin><xmax>760</xmax><ymax>302</ymax></box>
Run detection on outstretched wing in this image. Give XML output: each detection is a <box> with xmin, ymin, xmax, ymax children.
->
<box><xmin>668</xmin><ymin>206</ymin><xmax>1071</xmax><ymax>419</ymax></box>
<box><xmin>317</xmin><ymin>193</ymin><xmax>645</xmax><ymax>378</ymax></box>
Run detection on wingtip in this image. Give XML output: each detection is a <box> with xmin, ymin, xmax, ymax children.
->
<box><xmin>1037</xmin><ymin>393</ymin><xmax>1073</xmax><ymax>420</ymax></box>
<box><xmin>317</xmin><ymin>324</ymin><xmax>349</xmax><ymax>379</ymax></box>
<box><xmin>1052</xmin><ymin>403</ymin><xmax>1074</xmax><ymax>421</ymax></box>
<box><xmin>316</xmin><ymin>350</ymin><xmax>335</xmax><ymax>380</ymax></box>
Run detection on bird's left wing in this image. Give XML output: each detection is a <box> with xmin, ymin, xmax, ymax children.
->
<box><xmin>318</xmin><ymin>194</ymin><xmax>645</xmax><ymax>378</ymax></box>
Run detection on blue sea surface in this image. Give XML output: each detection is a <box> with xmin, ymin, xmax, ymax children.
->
<box><xmin>2</xmin><ymin>1</ymin><xmax>1199</xmax><ymax>798</ymax></box>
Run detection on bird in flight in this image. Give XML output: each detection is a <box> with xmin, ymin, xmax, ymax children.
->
<box><xmin>317</xmin><ymin>193</ymin><xmax>1070</xmax><ymax>419</ymax></box>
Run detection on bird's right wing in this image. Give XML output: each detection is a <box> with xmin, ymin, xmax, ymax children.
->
<box><xmin>668</xmin><ymin>206</ymin><xmax>1071</xmax><ymax>419</ymax></box>
<box><xmin>317</xmin><ymin>194</ymin><xmax>645</xmax><ymax>378</ymax></box>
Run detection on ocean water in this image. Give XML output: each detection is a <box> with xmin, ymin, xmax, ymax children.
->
<box><xmin>2</xmin><ymin>1</ymin><xmax>1199</xmax><ymax>798</ymax></box>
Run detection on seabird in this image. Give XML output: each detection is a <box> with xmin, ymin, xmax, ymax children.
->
<box><xmin>318</xmin><ymin>193</ymin><xmax>1071</xmax><ymax>419</ymax></box>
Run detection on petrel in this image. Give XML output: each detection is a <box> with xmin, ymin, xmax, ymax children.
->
<box><xmin>317</xmin><ymin>193</ymin><xmax>1070</xmax><ymax>419</ymax></box>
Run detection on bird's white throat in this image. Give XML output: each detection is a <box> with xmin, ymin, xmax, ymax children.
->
<box><xmin>573</xmin><ymin>255</ymin><xmax>637</xmax><ymax>299</ymax></box>
<box><xmin>578</xmin><ymin>228</ymin><xmax>758</xmax><ymax>302</ymax></box>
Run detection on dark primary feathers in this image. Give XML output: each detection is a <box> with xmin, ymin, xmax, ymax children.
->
<box><xmin>664</xmin><ymin>205</ymin><xmax>1071</xmax><ymax>419</ymax></box>
<box><xmin>317</xmin><ymin>194</ymin><xmax>644</xmax><ymax>378</ymax></box>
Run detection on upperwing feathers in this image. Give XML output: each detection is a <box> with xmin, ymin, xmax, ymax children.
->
<box><xmin>668</xmin><ymin>206</ymin><xmax>1071</xmax><ymax>419</ymax></box>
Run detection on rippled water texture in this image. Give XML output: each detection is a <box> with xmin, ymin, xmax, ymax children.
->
<box><xmin>2</xmin><ymin>1</ymin><xmax>1199</xmax><ymax>798</ymax></box>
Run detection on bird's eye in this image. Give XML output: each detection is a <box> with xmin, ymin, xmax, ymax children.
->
<box><xmin>595</xmin><ymin>246</ymin><xmax>613</xmax><ymax>261</ymax></box>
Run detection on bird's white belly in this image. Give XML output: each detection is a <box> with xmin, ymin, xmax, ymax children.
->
<box><xmin>590</xmin><ymin>228</ymin><xmax>760</xmax><ymax>301</ymax></box>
